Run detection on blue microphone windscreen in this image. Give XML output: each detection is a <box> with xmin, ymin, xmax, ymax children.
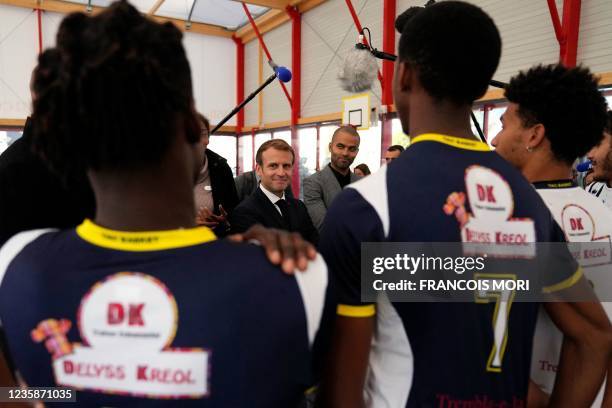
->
<box><xmin>576</xmin><ymin>160</ymin><xmax>592</xmax><ymax>172</ymax></box>
<box><xmin>275</xmin><ymin>66</ymin><xmax>292</xmax><ymax>83</ymax></box>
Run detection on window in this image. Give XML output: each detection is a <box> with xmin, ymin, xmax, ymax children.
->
<box><xmin>254</xmin><ymin>132</ymin><xmax>271</xmax><ymax>157</ymax></box>
<box><xmin>486</xmin><ymin>104</ymin><xmax>507</xmax><ymax>148</ymax></box>
<box><xmin>273</xmin><ymin>130</ymin><xmax>292</xmax><ymax>146</ymax></box>
<box><xmin>239</xmin><ymin>134</ymin><xmax>253</xmax><ymax>174</ymax></box>
<box><xmin>208</xmin><ymin>135</ymin><xmax>237</xmax><ymax>176</ymax></box>
<box><xmin>319</xmin><ymin>125</ymin><xmax>338</xmax><ymax>169</ymax></box>
<box><xmin>354</xmin><ymin>124</ymin><xmax>382</xmax><ymax>173</ymax></box>
<box><xmin>0</xmin><ymin>130</ymin><xmax>23</xmax><ymax>155</ymax></box>
<box><xmin>298</xmin><ymin>127</ymin><xmax>317</xmax><ymax>199</ymax></box>
<box><xmin>471</xmin><ymin>108</ymin><xmax>486</xmax><ymax>141</ymax></box>
<box><xmin>391</xmin><ymin>118</ymin><xmax>409</xmax><ymax>147</ymax></box>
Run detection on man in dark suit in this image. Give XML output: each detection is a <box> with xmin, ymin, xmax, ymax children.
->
<box><xmin>230</xmin><ymin>139</ymin><xmax>318</xmax><ymax>245</ymax></box>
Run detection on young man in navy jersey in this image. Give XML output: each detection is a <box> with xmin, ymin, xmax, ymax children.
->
<box><xmin>0</xmin><ymin>2</ymin><xmax>328</xmax><ymax>406</ymax></box>
<box><xmin>318</xmin><ymin>2</ymin><xmax>610</xmax><ymax>407</ymax></box>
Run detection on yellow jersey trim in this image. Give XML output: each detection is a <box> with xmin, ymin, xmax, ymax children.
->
<box><xmin>76</xmin><ymin>219</ymin><xmax>216</xmax><ymax>252</ymax></box>
<box><xmin>542</xmin><ymin>267</ymin><xmax>584</xmax><ymax>294</ymax></box>
<box><xmin>411</xmin><ymin>133</ymin><xmax>491</xmax><ymax>152</ymax></box>
<box><xmin>337</xmin><ymin>304</ymin><xmax>376</xmax><ymax>317</ymax></box>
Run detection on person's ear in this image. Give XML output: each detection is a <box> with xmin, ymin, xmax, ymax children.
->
<box><xmin>397</xmin><ymin>61</ymin><xmax>414</xmax><ymax>92</ymax></box>
<box><xmin>527</xmin><ymin>123</ymin><xmax>546</xmax><ymax>150</ymax></box>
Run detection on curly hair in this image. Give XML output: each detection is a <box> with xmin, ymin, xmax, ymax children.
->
<box><xmin>31</xmin><ymin>0</ymin><xmax>200</xmax><ymax>177</ymax></box>
<box><xmin>397</xmin><ymin>1</ymin><xmax>501</xmax><ymax>105</ymax></box>
<box><xmin>606</xmin><ymin>110</ymin><xmax>612</xmax><ymax>134</ymax></box>
<box><xmin>505</xmin><ymin>64</ymin><xmax>608</xmax><ymax>165</ymax></box>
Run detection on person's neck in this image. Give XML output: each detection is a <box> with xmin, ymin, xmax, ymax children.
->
<box><xmin>90</xmin><ymin>167</ymin><xmax>197</xmax><ymax>232</ymax></box>
<box><xmin>330</xmin><ymin>162</ymin><xmax>350</xmax><ymax>176</ymax></box>
<box><xmin>409</xmin><ymin>98</ymin><xmax>479</xmax><ymax>142</ymax></box>
<box><xmin>521</xmin><ymin>153</ymin><xmax>572</xmax><ymax>184</ymax></box>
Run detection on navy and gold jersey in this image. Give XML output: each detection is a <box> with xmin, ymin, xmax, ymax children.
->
<box><xmin>0</xmin><ymin>220</ymin><xmax>328</xmax><ymax>407</ymax></box>
<box><xmin>319</xmin><ymin>134</ymin><xmax>579</xmax><ymax>408</ymax></box>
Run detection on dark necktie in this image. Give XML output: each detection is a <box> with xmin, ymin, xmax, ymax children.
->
<box><xmin>276</xmin><ymin>199</ymin><xmax>291</xmax><ymax>227</ymax></box>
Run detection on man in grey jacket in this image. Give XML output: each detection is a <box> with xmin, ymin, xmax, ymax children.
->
<box><xmin>303</xmin><ymin>125</ymin><xmax>361</xmax><ymax>230</ymax></box>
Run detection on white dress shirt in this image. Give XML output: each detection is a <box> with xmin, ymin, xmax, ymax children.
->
<box><xmin>259</xmin><ymin>184</ymin><xmax>286</xmax><ymax>216</ymax></box>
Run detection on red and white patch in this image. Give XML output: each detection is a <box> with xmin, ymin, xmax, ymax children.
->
<box><xmin>48</xmin><ymin>273</ymin><xmax>209</xmax><ymax>399</ymax></box>
<box><xmin>460</xmin><ymin>166</ymin><xmax>535</xmax><ymax>257</ymax></box>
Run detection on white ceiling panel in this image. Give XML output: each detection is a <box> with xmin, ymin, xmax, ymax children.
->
<box><xmin>156</xmin><ymin>0</ymin><xmax>268</xmax><ymax>29</ymax></box>
<box><xmin>63</xmin><ymin>0</ymin><xmax>159</xmax><ymax>14</ymax></box>
<box><xmin>61</xmin><ymin>0</ymin><xmax>268</xmax><ymax>29</ymax></box>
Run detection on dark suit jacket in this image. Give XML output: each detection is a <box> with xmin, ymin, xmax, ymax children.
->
<box><xmin>0</xmin><ymin>117</ymin><xmax>95</xmax><ymax>247</ymax></box>
<box><xmin>204</xmin><ymin>149</ymin><xmax>239</xmax><ymax>237</ymax></box>
<box><xmin>206</xmin><ymin>149</ymin><xmax>239</xmax><ymax>215</ymax></box>
<box><xmin>229</xmin><ymin>187</ymin><xmax>319</xmax><ymax>245</ymax></box>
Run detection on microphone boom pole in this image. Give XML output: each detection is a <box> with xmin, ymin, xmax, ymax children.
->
<box><xmin>211</xmin><ymin>73</ymin><xmax>278</xmax><ymax>135</ymax></box>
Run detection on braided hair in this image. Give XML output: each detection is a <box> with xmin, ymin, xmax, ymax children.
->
<box><xmin>32</xmin><ymin>0</ymin><xmax>200</xmax><ymax>177</ymax></box>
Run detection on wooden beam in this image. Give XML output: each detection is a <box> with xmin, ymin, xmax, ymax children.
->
<box><xmin>477</xmin><ymin>87</ymin><xmax>505</xmax><ymax>103</ymax></box>
<box><xmin>0</xmin><ymin>118</ymin><xmax>26</xmax><ymax>127</ymax></box>
<box><xmin>0</xmin><ymin>0</ymin><xmax>105</xmax><ymax>14</ymax></box>
<box><xmin>217</xmin><ymin>125</ymin><xmax>237</xmax><ymax>133</ymax></box>
<box><xmin>242</xmin><ymin>119</ymin><xmax>291</xmax><ymax>132</ymax></box>
<box><xmin>0</xmin><ymin>0</ymin><xmax>233</xmax><ymax>37</ymax></box>
<box><xmin>298</xmin><ymin>112</ymin><xmax>341</xmax><ymax>124</ymax></box>
<box><xmin>149</xmin><ymin>15</ymin><xmax>233</xmax><ymax>37</ymax></box>
<box><xmin>147</xmin><ymin>0</ymin><xmax>165</xmax><ymax>15</ymax></box>
<box><xmin>235</xmin><ymin>0</ymin><xmax>326</xmax><ymax>42</ymax></box>
<box><xmin>0</xmin><ymin>118</ymin><xmax>237</xmax><ymax>133</ymax></box>
<box><xmin>598</xmin><ymin>71</ymin><xmax>612</xmax><ymax>87</ymax></box>
<box><xmin>231</xmin><ymin>0</ymin><xmax>290</xmax><ymax>9</ymax></box>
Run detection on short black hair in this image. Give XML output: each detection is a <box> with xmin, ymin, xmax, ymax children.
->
<box><xmin>387</xmin><ymin>145</ymin><xmax>405</xmax><ymax>153</ymax></box>
<box><xmin>505</xmin><ymin>64</ymin><xmax>608</xmax><ymax>165</ymax></box>
<box><xmin>606</xmin><ymin>110</ymin><xmax>612</xmax><ymax>134</ymax></box>
<box><xmin>32</xmin><ymin>0</ymin><xmax>199</xmax><ymax>177</ymax></box>
<box><xmin>397</xmin><ymin>1</ymin><xmax>501</xmax><ymax>105</ymax></box>
<box><xmin>354</xmin><ymin>163</ymin><xmax>371</xmax><ymax>175</ymax></box>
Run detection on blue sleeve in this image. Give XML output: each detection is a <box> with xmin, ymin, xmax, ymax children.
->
<box><xmin>319</xmin><ymin>188</ymin><xmax>385</xmax><ymax>317</ymax></box>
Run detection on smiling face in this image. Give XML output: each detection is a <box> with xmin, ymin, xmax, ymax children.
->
<box><xmin>256</xmin><ymin>147</ymin><xmax>293</xmax><ymax>196</ymax></box>
<box><xmin>587</xmin><ymin>131</ymin><xmax>612</xmax><ymax>183</ymax></box>
<box><xmin>329</xmin><ymin>130</ymin><xmax>360</xmax><ymax>172</ymax></box>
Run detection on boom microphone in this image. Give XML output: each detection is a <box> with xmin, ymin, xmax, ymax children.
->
<box><xmin>211</xmin><ymin>66</ymin><xmax>292</xmax><ymax>134</ymax></box>
<box><xmin>338</xmin><ymin>41</ymin><xmax>379</xmax><ymax>93</ymax></box>
<box><xmin>576</xmin><ymin>160</ymin><xmax>592</xmax><ymax>172</ymax></box>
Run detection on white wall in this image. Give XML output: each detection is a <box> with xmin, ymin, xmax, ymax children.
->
<box><xmin>577</xmin><ymin>0</ymin><xmax>612</xmax><ymax>74</ymax></box>
<box><xmin>261</xmin><ymin>20</ymin><xmax>292</xmax><ymax>124</ymax></box>
<box><xmin>183</xmin><ymin>32</ymin><xmax>235</xmax><ymax>125</ymax></box>
<box><xmin>301</xmin><ymin>0</ymin><xmax>382</xmax><ymax>119</ymax></box>
<box><xmin>0</xmin><ymin>4</ymin><xmax>236</xmax><ymax>124</ymax></box>
<box><xmin>244</xmin><ymin>38</ymin><xmax>259</xmax><ymax>126</ymax></box>
<box><xmin>0</xmin><ymin>5</ymin><xmax>38</xmax><ymax>119</ymax></box>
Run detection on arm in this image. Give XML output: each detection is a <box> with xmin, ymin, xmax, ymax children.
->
<box><xmin>544</xmin><ymin>279</ymin><xmax>612</xmax><ymax>407</ymax></box>
<box><xmin>318</xmin><ymin>315</ymin><xmax>374</xmax><ymax>408</ymax></box>
<box><xmin>302</xmin><ymin>176</ymin><xmax>327</xmax><ymax>231</ymax></box>
<box><xmin>527</xmin><ymin>380</ymin><xmax>549</xmax><ymax>408</ymax></box>
<box><xmin>602</xmin><ymin>358</ymin><xmax>612</xmax><ymax>407</ymax></box>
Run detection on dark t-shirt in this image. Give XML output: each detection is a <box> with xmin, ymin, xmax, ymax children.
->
<box><xmin>329</xmin><ymin>164</ymin><xmax>351</xmax><ymax>189</ymax></box>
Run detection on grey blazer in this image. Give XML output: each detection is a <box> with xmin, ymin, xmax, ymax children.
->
<box><xmin>302</xmin><ymin>164</ymin><xmax>360</xmax><ymax>231</ymax></box>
